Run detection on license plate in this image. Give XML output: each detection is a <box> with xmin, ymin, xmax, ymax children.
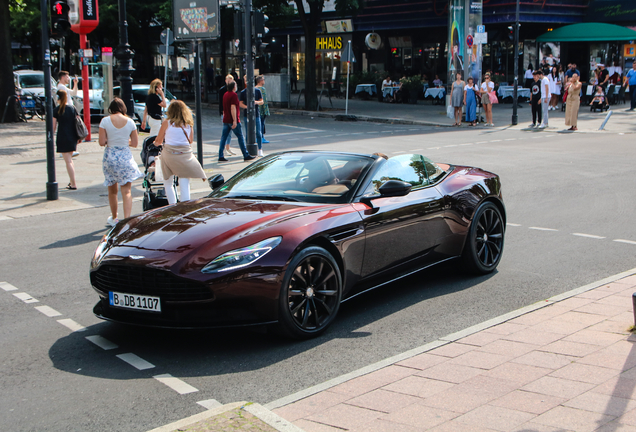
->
<box><xmin>109</xmin><ymin>291</ymin><xmax>161</xmax><ymax>312</ymax></box>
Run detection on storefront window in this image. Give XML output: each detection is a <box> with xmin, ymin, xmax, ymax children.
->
<box><xmin>292</xmin><ymin>52</ymin><xmax>305</xmax><ymax>82</ymax></box>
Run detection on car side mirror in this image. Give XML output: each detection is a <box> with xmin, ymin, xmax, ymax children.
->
<box><xmin>208</xmin><ymin>174</ymin><xmax>224</xmax><ymax>190</ymax></box>
<box><xmin>378</xmin><ymin>180</ymin><xmax>412</xmax><ymax>197</ymax></box>
<box><xmin>360</xmin><ymin>180</ymin><xmax>412</xmax><ymax>206</ymax></box>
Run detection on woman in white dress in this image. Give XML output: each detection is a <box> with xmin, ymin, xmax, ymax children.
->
<box><xmin>99</xmin><ymin>98</ymin><xmax>143</xmax><ymax>227</ymax></box>
<box><xmin>548</xmin><ymin>67</ymin><xmax>561</xmax><ymax>110</ymax></box>
<box><xmin>480</xmin><ymin>73</ymin><xmax>495</xmax><ymax>126</ymax></box>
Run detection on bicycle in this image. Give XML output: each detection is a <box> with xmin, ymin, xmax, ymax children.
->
<box><xmin>2</xmin><ymin>95</ymin><xmax>28</xmax><ymax>123</ymax></box>
<box><xmin>22</xmin><ymin>95</ymin><xmax>45</xmax><ymax>120</ymax></box>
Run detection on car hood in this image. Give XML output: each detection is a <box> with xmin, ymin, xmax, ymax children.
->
<box><xmin>99</xmin><ymin>198</ymin><xmax>345</xmax><ymax>272</ymax></box>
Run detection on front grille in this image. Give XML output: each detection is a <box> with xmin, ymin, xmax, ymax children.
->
<box><xmin>91</xmin><ymin>265</ymin><xmax>213</xmax><ymax>302</ymax></box>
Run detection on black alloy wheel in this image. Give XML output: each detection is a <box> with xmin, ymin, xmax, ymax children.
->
<box><xmin>278</xmin><ymin>246</ymin><xmax>342</xmax><ymax>339</ymax></box>
<box><xmin>462</xmin><ymin>201</ymin><xmax>505</xmax><ymax>274</ymax></box>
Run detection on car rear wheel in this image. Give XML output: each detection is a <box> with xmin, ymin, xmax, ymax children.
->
<box><xmin>278</xmin><ymin>246</ymin><xmax>342</xmax><ymax>339</ymax></box>
<box><xmin>461</xmin><ymin>201</ymin><xmax>505</xmax><ymax>274</ymax></box>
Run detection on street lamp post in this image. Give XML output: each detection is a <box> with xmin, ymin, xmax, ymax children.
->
<box><xmin>115</xmin><ymin>0</ymin><xmax>135</xmax><ymax>117</ymax></box>
<box><xmin>512</xmin><ymin>0</ymin><xmax>520</xmax><ymax>125</ymax></box>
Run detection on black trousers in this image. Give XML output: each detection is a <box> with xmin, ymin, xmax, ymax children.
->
<box><xmin>631</xmin><ymin>87</ymin><xmax>636</xmax><ymax>110</ymax></box>
<box><xmin>531</xmin><ymin>102</ymin><xmax>542</xmax><ymax>125</ymax></box>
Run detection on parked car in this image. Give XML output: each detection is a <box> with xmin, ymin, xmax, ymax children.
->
<box><xmin>13</xmin><ymin>70</ymin><xmax>56</xmax><ymax>100</ymax></box>
<box><xmin>90</xmin><ymin>151</ymin><xmax>506</xmax><ymax>339</ymax></box>
<box><xmin>71</xmin><ymin>77</ymin><xmax>105</xmax><ymax>115</ymax></box>
<box><xmin>113</xmin><ymin>85</ymin><xmax>177</xmax><ymax>131</ymax></box>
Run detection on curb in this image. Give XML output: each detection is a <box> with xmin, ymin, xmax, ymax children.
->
<box><xmin>147</xmin><ymin>401</ymin><xmax>305</xmax><ymax>432</ymax></box>
<box><xmin>264</xmin><ymin>266</ymin><xmax>636</xmax><ymax>410</ymax></box>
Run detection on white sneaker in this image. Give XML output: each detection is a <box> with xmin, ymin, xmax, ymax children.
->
<box><xmin>226</xmin><ymin>148</ymin><xmax>236</xmax><ymax>156</ymax></box>
<box><xmin>106</xmin><ymin>216</ymin><xmax>119</xmax><ymax>227</ymax></box>
<box><xmin>538</xmin><ymin>124</ymin><xmax>546</xmax><ymax>129</ymax></box>
<box><xmin>72</xmin><ymin>151</ymin><xmax>79</xmax><ymax>157</ymax></box>
<box><xmin>258</xmin><ymin>149</ymin><xmax>265</xmax><ymax>157</ymax></box>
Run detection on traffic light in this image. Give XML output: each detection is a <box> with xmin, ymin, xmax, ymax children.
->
<box><xmin>233</xmin><ymin>9</ymin><xmax>245</xmax><ymax>53</ymax></box>
<box><xmin>51</xmin><ymin>0</ymin><xmax>70</xmax><ymax>37</ymax></box>
<box><xmin>253</xmin><ymin>11</ymin><xmax>268</xmax><ymax>54</ymax></box>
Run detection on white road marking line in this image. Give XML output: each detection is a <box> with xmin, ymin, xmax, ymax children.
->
<box><xmin>153</xmin><ymin>374</ymin><xmax>199</xmax><ymax>394</ymax></box>
<box><xmin>367</xmin><ymin>131</ymin><xmax>379</xmax><ymax>134</ymax></box>
<box><xmin>572</xmin><ymin>233</ymin><xmax>606</xmax><ymax>239</ymax></box>
<box><xmin>444</xmin><ymin>144</ymin><xmax>457</xmax><ymax>147</ymax></box>
<box><xmin>490</xmin><ymin>139</ymin><xmax>502</xmax><ymax>142</ymax></box>
<box><xmin>0</xmin><ymin>216</ymin><xmax>14</xmax><ymax>221</ymax></box>
<box><xmin>410</xmin><ymin>148</ymin><xmax>424</xmax><ymax>151</ymax></box>
<box><xmin>13</xmin><ymin>292</ymin><xmax>39</xmax><ymax>303</ymax></box>
<box><xmin>34</xmin><ymin>305</ymin><xmax>62</xmax><ymax>317</ymax></box>
<box><xmin>529</xmin><ymin>227</ymin><xmax>559</xmax><ymax>231</ymax></box>
<box><xmin>427</xmin><ymin>147</ymin><xmax>441</xmax><ymax>150</ymax></box>
<box><xmin>286</xmin><ymin>138</ymin><xmax>299</xmax><ymax>141</ymax></box>
<box><xmin>0</xmin><ymin>282</ymin><xmax>18</xmax><ymax>291</ymax></box>
<box><xmin>409</xmin><ymin>128</ymin><xmax>419</xmax><ymax>131</ymax></box>
<box><xmin>322</xmin><ymin>135</ymin><xmax>332</xmax><ymax>138</ymax></box>
<box><xmin>506</xmin><ymin>223</ymin><xmax>522</xmax><ymax>227</ymax></box>
<box><xmin>392</xmin><ymin>151</ymin><xmax>406</xmax><ymax>154</ymax></box>
<box><xmin>532</xmin><ymin>136</ymin><xmax>542</xmax><ymax>139</ymax></box>
<box><xmin>57</xmin><ymin>319</ymin><xmax>86</xmax><ymax>332</ymax></box>
<box><xmin>505</xmin><ymin>138</ymin><xmax>516</xmax><ymax>141</ymax></box>
<box><xmin>116</xmin><ymin>353</ymin><xmax>155</xmax><ymax>370</ymax></box>
<box><xmin>475</xmin><ymin>141</ymin><xmax>487</xmax><ymax>144</ymax></box>
<box><xmin>545</xmin><ymin>135</ymin><xmax>555</xmax><ymax>137</ymax></box>
<box><xmin>614</xmin><ymin>239</ymin><xmax>636</xmax><ymax>245</ymax></box>
<box><xmin>86</xmin><ymin>335</ymin><xmax>119</xmax><ymax>350</ymax></box>
<box><xmin>350</xmin><ymin>132</ymin><xmax>363</xmax><ymax>135</ymax></box>
<box><xmin>197</xmin><ymin>399</ymin><xmax>223</xmax><ymax>410</ymax></box>
<box><xmin>459</xmin><ymin>143</ymin><xmax>473</xmax><ymax>146</ymax></box>
<box><xmin>266</xmin><ymin>128</ymin><xmax>322</xmax><ymax>137</ymax></box>
<box><xmin>380</xmin><ymin>131</ymin><xmax>392</xmax><ymax>133</ymax></box>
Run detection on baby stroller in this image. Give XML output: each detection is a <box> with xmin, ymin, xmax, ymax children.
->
<box><xmin>590</xmin><ymin>88</ymin><xmax>609</xmax><ymax>112</ymax></box>
<box><xmin>140</xmin><ymin>136</ymin><xmax>178</xmax><ymax>211</ymax></box>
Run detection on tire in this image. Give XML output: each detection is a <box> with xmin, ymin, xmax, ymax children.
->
<box><xmin>461</xmin><ymin>201</ymin><xmax>505</xmax><ymax>274</ymax></box>
<box><xmin>277</xmin><ymin>246</ymin><xmax>342</xmax><ymax>339</ymax></box>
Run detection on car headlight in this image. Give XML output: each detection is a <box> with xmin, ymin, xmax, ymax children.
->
<box><xmin>91</xmin><ymin>229</ymin><xmax>115</xmax><ymax>268</ymax></box>
<box><xmin>201</xmin><ymin>236</ymin><xmax>282</xmax><ymax>274</ymax></box>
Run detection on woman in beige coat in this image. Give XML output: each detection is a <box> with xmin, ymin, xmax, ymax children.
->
<box><xmin>154</xmin><ymin>100</ymin><xmax>206</xmax><ymax>204</ymax></box>
<box><xmin>564</xmin><ymin>73</ymin><xmax>582</xmax><ymax>131</ymax></box>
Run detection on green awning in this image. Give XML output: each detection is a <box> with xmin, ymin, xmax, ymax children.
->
<box><xmin>536</xmin><ymin>23</ymin><xmax>636</xmax><ymax>42</ymax></box>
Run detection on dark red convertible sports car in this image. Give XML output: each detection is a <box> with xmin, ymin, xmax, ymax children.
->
<box><xmin>90</xmin><ymin>151</ymin><xmax>505</xmax><ymax>338</ymax></box>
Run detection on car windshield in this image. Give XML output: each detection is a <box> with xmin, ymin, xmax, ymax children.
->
<box><xmin>209</xmin><ymin>153</ymin><xmax>375</xmax><ymax>204</ymax></box>
<box><xmin>364</xmin><ymin>154</ymin><xmax>450</xmax><ymax>195</ymax></box>
<box><xmin>19</xmin><ymin>74</ymin><xmax>45</xmax><ymax>88</ymax></box>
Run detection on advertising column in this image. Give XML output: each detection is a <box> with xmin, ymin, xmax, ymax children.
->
<box><xmin>467</xmin><ymin>0</ymin><xmax>482</xmax><ymax>85</ymax></box>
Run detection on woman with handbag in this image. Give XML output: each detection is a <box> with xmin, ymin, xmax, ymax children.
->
<box><xmin>99</xmin><ymin>98</ymin><xmax>143</xmax><ymax>227</ymax></box>
<box><xmin>52</xmin><ymin>90</ymin><xmax>81</xmax><ymax>190</ymax></box>
<box><xmin>480</xmin><ymin>73</ymin><xmax>496</xmax><ymax>126</ymax></box>
<box><xmin>154</xmin><ymin>100</ymin><xmax>206</xmax><ymax>205</ymax></box>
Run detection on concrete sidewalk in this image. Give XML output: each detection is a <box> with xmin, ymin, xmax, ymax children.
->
<box><xmin>152</xmin><ymin>269</ymin><xmax>636</xmax><ymax>432</ymax></box>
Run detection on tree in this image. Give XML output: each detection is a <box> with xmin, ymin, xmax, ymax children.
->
<box><xmin>0</xmin><ymin>0</ymin><xmax>15</xmax><ymax>121</ymax></box>
<box><xmin>256</xmin><ymin>0</ymin><xmax>363</xmax><ymax>111</ymax></box>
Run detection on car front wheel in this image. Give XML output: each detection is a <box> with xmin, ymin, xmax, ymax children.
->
<box><xmin>277</xmin><ymin>246</ymin><xmax>342</xmax><ymax>339</ymax></box>
<box><xmin>461</xmin><ymin>201</ymin><xmax>505</xmax><ymax>274</ymax></box>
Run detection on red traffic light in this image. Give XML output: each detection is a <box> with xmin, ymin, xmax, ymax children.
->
<box><xmin>55</xmin><ymin>2</ymin><xmax>63</xmax><ymax>14</ymax></box>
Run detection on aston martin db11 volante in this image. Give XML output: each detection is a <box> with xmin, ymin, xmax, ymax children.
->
<box><xmin>90</xmin><ymin>151</ymin><xmax>505</xmax><ymax>338</ymax></box>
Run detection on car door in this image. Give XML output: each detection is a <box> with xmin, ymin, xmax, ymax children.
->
<box><xmin>356</xmin><ymin>155</ymin><xmax>448</xmax><ymax>278</ymax></box>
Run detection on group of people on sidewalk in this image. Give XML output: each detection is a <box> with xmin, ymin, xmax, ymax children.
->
<box><xmin>52</xmin><ymin>72</ymin><xmax>273</xmax><ymax>227</ymax></box>
<box><xmin>217</xmin><ymin>74</ymin><xmax>271</xmax><ymax>162</ymax></box>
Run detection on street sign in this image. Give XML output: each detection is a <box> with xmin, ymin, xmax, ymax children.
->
<box><xmin>83</xmin><ymin>48</ymin><xmax>93</xmax><ymax>58</ymax></box>
<box><xmin>474</xmin><ymin>32</ymin><xmax>488</xmax><ymax>44</ymax></box>
<box><xmin>477</xmin><ymin>25</ymin><xmax>485</xmax><ymax>33</ymax></box>
<box><xmin>160</xmin><ymin>29</ymin><xmax>174</xmax><ymax>45</ymax></box>
<box><xmin>467</xmin><ymin>35</ymin><xmax>473</xmax><ymax>47</ymax></box>
<box><xmin>174</xmin><ymin>0</ymin><xmax>220</xmax><ymax>40</ymax></box>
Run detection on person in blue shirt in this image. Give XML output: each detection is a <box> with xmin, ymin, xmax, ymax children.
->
<box><xmin>239</xmin><ymin>76</ymin><xmax>264</xmax><ymax>156</ymax></box>
<box><xmin>624</xmin><ymin>62</ymin><xmax>636</xmax><ymax>111</ymax></box>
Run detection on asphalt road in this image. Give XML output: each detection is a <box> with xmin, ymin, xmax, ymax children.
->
<box><xmin>1</xmin><ymin>115</ymin><xmax>635</xmax><ymax>431</ymax></box>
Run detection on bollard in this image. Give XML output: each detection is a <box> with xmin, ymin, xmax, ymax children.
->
<box><xmin>632</xmin><ymin>292</ymin><xmax>636</xmax><ymax>327</ymax></box>
<box><xmin>598</xmin><ymin>110</ymin><xmax>613</xmax><ymax>131</ymax></box>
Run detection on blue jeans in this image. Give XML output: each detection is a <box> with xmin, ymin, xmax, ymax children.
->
<box><xmin>219</xmin><ymin>123</ymin><xmax>249</xmax><ymax>158</ymax></box>
<box><xmin>243</xmin><ymin>116</ymin><xmax>263</xmax><ymax>150</ymax></box>
<box><xmin>221</xmin><ymin>116</ymin><xmax>231</xmax><ymax>147</ymax></box>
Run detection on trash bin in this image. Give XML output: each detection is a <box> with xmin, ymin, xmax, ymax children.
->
<box><xmin>263</xmin><ymin>74</ymin><xmax>290</xmax><ymax>108</ymax></box>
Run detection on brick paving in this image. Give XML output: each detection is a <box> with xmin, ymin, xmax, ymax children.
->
<box><xmin>269</xmin><ymin>274</ymin><xmax>636</xmax><ymax>432</ymax></box>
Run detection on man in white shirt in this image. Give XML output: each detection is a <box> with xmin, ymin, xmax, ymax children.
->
<box><xmin>538</xmin><ymin>70</ymin><xmax>551</xmax><ymax>128</ymax></box>
<box><xmin>57</xmin><ymin>70</ymin><xmax>78</xmax><ymax>99</ymax></box>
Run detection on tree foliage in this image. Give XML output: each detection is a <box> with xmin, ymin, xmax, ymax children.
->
<box><xmin>256</xmin><ymin>0</ymin><xmax>364</xmax><ymax>110</ymax></box>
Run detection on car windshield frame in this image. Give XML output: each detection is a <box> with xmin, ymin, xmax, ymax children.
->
<box><xmin>208</xmin><ymin>152</ymin><xmax>376</xmax><ymax>204</ymax></box>
<box><xmin>356</xmin><ymin>154</ymin><xmax>452</xmax><ymax>199</ymax></box>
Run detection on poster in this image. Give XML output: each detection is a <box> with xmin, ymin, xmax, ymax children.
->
<box><xmin>448</xmin><ymin>0</ymin><xmax>465</xmax><ymax>82</ymax></box>
<box><xmin>174</xmin><ymin>0</ymin><xmax>219</xmax><ymax>40</ymax></box>
<box><xmin>467</xmin><ymin>0</ymin><xmax>482</xmax><ymax>84</ymax></box>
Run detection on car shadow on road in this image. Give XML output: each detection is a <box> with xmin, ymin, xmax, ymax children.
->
<box><xmin>40</xmin><ymin>229</ymin><xmax>108</xmax><ymax>249</ymax></box>
<box><xmin>47</xmin><ymin>261</ymin><xmax>497</xmax><ymax>384</ymax></box>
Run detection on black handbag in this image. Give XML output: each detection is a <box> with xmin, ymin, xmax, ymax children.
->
<box><xmin>74</xmin><ymin>107</ymin><xmax>89</xmax><ymax>141</ymax></box>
